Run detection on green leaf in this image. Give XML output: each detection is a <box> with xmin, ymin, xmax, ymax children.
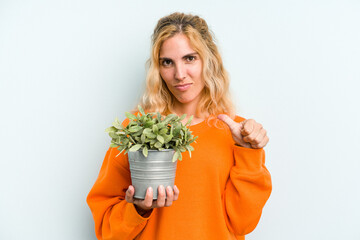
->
<box><xmin>132</xmin><ymin>130</ymin><xmax>143</xmax><ymax>136</ymax></box>
<box><xmin>129</xmin><ymin>136</ymin><xmax>136</xmax><ymax>144</ymax></box>
<box><xmin>157</xmin><ymin>112</ymin><xmax>162</xmax><ymax>122</ymax></box>
<box><xmin>129</xmin><ymin>144</ymin><xmax>142</xmax><ymax>152</ymax></box>
<box><xmin>163</xmin><ymin>134</ymin><xmax>173</xmax><ymax>143</ymax></box>
<box><xmin>138</xmin><ymin>105</ymin><xmax>146</xmax><ymax>116</ymax></box>
<box><xmin>188</xmin><ymin>136</ymin><xmax>198</xmax><ymax>144</ymax></box>
<box><xmin>145</xmin><ymin>132</ymin><xmax>156</xmax><ymax>139</ymax></box>
<box><xmin>121</xmin><ymin>138</ymin><xmax>129</xmax><ymax>146</ymax></box>
<box><xmin>142</xmin><ymin>146</ymin><xmax>148</xmax><ymax>157</ymax></box>
<box><xmin>152</xmin><ymin>124</ymin><xmax>159</xmax><ymax>134</ymax></box>
<box><xmin>170</xmin><ymin>125</ymin><xmax>173</xmax><ymax>135</ymax></box>
<box><xmin>141</xmin><ymin>133</ymin><xmax>146</xmax><ymax>143</ymax></box>
<box><xmin>110</xmin><ymin>143</ymin><xmax>118</xmax><ymax>148</ymax></box>
<box><xmin>157</xmin><ymin>122</ymin><xmax>166</xmax><ymax>129</ymax></box>
<box><xmin>159</xmin><ymin>128</ymin><xmax>168</xmax><ymax>135</ymax></box>
<box><xmin>173</xmin><ymin>124</ymin><xmax>181</xmax><ymax>136</ymax></box>
<box><xmin>109</xmin><ymin>132</ymin><xmax>118</xmax><ymax>139</ymax></box>
<box><xmin>144</xmin><ymin>120</ymin><xmax>154</xmax><ymax>128</ymax></box>
<box><xmin>105</xmin><ymin>126</ymin><xmax>117</xmax><ymax>133</ymax></box>
<box><xmin>128</xmin><ymin>121</ymin><xmax>138</xmax><ymax>127</ymax></box>
<box><xmin>178</xmin><ymin>150</ymin><xmax>182</xmax><ymax>161</ymax></box>
<box><xmin>143</xmin><ymin>128</ymin><xmax>152</xmax><ymax>134</ymax></box>
<box><xmin>113</xmin><ymin>117</ymin><xmax>123</xmax><ymax>129</ymax></box>
<box><xmin>125</xmin><ymin>112</ymin><xmax>137</xmax><ymax>120</ymax></box>
<box><xmin>172</xmin><ymin>151</ymin><xmax>179</xmax><ymax>162</ymax></box>
<box><xmin>179</xmin><ymin>146</ymin><xmax>186</xmax><ymax>152</ymax></box>
<box><xmin>154</xmin><ymin>141</ymin><xmax>163</xmax><ymax>149</ymax></box>
<box><xmin>163</xmin><ymin>114</ymin><xmax>177</xmax><ymax>124</ymax></box>
<box><xmin>157</xmin><ymin>135</ymin><xmax>164</xmax><ymax>144</ymax></box>
<box><xmin>179</xmin><ymin>114</ymin><xmax>187</xmax><ymax>121</ymax></box>
<box><xmin>185</xmin><ymin>145</ymin><xmax>193</xmax><ymax>158</ymax></box>
<box><xmin>117</xmin><ymin>145</ymin><xmax>126</xmax><ymax>153</ymax></box>
<box><xmin>185</xmin><ymin>115</ymin><xmax>194</xmax><ymax>126</ymax></box>
<box><xmin>128</xmin><ymin>126</ymin><xmax>142</xmax><ymax>132</ymax></box>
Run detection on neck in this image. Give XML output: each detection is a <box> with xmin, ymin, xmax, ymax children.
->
<box><xmin>172</xmin><ymin>99</ymin><xmax>205</xmax><ymax>126</ymax></box>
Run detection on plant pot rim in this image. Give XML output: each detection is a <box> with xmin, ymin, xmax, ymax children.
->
<box><xmin>144</xmin><ymin>149</ymin><xmax>174</xmax><ymax>152</ymax></box>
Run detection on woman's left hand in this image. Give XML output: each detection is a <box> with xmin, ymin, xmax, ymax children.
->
<box><xmin>217</xmin><ymin>114</ymin><xmax>269</xmax><ymax>149</ymax></box>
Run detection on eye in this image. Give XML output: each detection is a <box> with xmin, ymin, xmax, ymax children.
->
<box><xmin>161</xmin><ymin>59</ymin><xmax>172</xmax><ymax>67</ymax></box>
<box><xmin>185</xmin><ymin>56</ymin><xmax>196</xmax><ymax>62</ymax></box>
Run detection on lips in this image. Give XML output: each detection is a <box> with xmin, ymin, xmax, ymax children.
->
<box><xmin>174</xmin><ymin>83</ymin><xmax>192</xmax><ymax>91</ymax></box>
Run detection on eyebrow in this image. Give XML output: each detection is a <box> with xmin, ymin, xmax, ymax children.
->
<box><xmin>159</xmin><ymin>52</ymin><xmax>198</xmax><ymax>60</ymax></box>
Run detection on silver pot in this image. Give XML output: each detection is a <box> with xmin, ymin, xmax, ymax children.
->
<box><xmin>128</xmin><ymin>149</ymin><xmax>177</xmax><ymax>200</ymax></box>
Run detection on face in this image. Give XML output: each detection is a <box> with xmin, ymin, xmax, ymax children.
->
<box><xmin>159</xmin><ymin>34</ymin><xmax>204</xmax><ymax>107</ymax></box>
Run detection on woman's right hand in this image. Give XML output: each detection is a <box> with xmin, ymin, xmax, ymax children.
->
<box><xmin>125</xmin><ymin>185</ymin><xmax>180</xmax><ymax>216</ymax></box>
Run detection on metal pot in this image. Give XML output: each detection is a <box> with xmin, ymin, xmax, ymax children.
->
<box><xmin>128</xmin><ymin>149</ymin><xmax>177</xmax><ymax>200</ymax></box>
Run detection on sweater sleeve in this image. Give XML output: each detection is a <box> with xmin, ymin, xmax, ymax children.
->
<box><xmin>222</xmin><ymin>146</ymin><xmax>272</xmax><ymax>237</ymax></box>
<box><xmin>86</xmin><ymin>147</ymin><xmax>152</xmax><ymax>240</ymax></box>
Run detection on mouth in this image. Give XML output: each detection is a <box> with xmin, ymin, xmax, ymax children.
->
<box><xmin>174</xmin><ymin>83</ymin><xmax>192</xmax><ymax>91</ymax></box>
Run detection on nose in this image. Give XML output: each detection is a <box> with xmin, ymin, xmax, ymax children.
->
<box><xmin>174</xmin><ymin>63</ymin><xmax>186</xmax><ymax>81</ymax></box>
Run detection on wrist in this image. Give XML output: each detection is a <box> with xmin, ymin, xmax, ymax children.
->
<box><xmin>134</xmin><ymin>204</ymin><xmax>152</xmax><ymax>217</ymax></box>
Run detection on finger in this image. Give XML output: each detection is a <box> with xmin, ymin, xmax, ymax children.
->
<box><xmin>165</xmin><ymin>186</ymin><xmax>174</xmax><ymax>207</ymax></box>
<box><xmin>142</xmin><ymin>187</ymin><xmax>153</xmax><ymax>208</ymax></box>
<box><xmin>241</xmin><ymin>119</ymin><xmax>256</xmax><ymax>136</ymax></box>
<box><xmin>173</xmin><ymin>185</ymin><xmax>180</xmax><ymax>201</ymax></box>
<box><xmin>125</xmin><ymin>185</ymin><xmax>134</xmax><ymax>203</ymax></box>
<box><xmin>156</xmin><ymin>185</ymin><xmax>166</xmax><ymax>207</ymax></box>
<box><xmin>243</xmin><ymin>125</ymin><xmax>263</xmax><ymax>144</ymax></box>
<box><xmin>217</xmin><ymin>114</ymin><xmax>239</xmax><ymax>132</ymax></box>
<box><xmin>254</xmin><ymin>135</ymin><xmax>269</xmax><ymax>148</ymax></box>
<box><xmin>250</xmin><ymin>130</ymin><xmax>268</xmax><ymax>148</ymax></box>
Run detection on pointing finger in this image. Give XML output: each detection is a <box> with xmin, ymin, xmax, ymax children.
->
<box><xmin>217</xmin><ymin>114</ymin><xmax>239</xmax><ymax>132</ymax></box>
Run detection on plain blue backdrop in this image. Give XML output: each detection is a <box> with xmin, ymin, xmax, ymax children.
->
<box><xmin>0</xmin><ymin>0</ymin><xmax>359</xmax><ymax>239</ymax></box>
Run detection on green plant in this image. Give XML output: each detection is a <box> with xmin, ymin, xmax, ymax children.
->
<box><xmin>106</xmin><ymin>105</ymin><xmax>198</xmax><ymax>162</ymax></box>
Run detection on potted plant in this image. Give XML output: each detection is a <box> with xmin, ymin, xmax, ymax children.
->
<box><xmin>105</xmin><ymin>105</ymin><xmax>198</xmax><ymax>199</ymax></box>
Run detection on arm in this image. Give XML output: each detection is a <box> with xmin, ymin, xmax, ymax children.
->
<box><xmin>86</xmin><ymin>147</ymin><xmax>151</xmax><ymax>240</ymax></box>
<box><xmin>223</xmin><ymin>146</ymin><xmax>272</xmax><ymax>236</ymax></box>
<box><xmin>217</xmin><ymin>114</ymin><xmax>272</xmax><ymax>236</ymax></box>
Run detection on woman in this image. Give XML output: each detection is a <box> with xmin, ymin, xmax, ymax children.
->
<box><xmin>87</xmin><ymin>12</ymin><xmax>271</xmax><ymax>240</ymax></box>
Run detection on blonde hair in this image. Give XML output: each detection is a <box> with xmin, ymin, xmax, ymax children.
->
<box><xmin>139</xmin><ymin>12</ymin><xmax>235</xmax><ymax>120</ymax></box>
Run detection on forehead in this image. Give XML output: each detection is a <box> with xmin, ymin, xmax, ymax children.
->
<box><xmin>159</xmin><ymin>34</ymin><xmax>196</xmax><ymax>57</ymax></box>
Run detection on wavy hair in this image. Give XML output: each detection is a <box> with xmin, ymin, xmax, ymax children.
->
<box><xmin>139</xmin><ymin>12</ymin><xmax>235</xmax><ymax>121</ymax></box>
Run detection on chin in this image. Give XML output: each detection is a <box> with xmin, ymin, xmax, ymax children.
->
<box><xmin>175</xmin><ymin>97</ymin><xmax>197</xmax><ymax>104</ymax></box>
<box><xmin>172</xmin><ymin>91</ymin><xmax>202</xmax><ymax>105</ymax></box>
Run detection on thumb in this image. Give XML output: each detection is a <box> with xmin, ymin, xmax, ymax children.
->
<box><xmin>217</xmin><ymin>114</ymin><xmax>240</xmax><ymax>132</ymax></box>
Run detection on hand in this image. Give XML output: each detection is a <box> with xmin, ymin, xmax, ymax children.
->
<box><xmin>217</xmin><ymin>114</ymin><xmax>269</xmax><ymax>149</ymax></box>
<box><xmin>125</xmin><ymin>185</ymin><xmax>180</xmax><ymax>216</ymax></box>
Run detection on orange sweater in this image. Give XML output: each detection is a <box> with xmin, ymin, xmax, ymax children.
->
<box><xmin>87</xmin><ymin>116</ymin><xmax>272</xmax><ymax>240</ymax></box>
